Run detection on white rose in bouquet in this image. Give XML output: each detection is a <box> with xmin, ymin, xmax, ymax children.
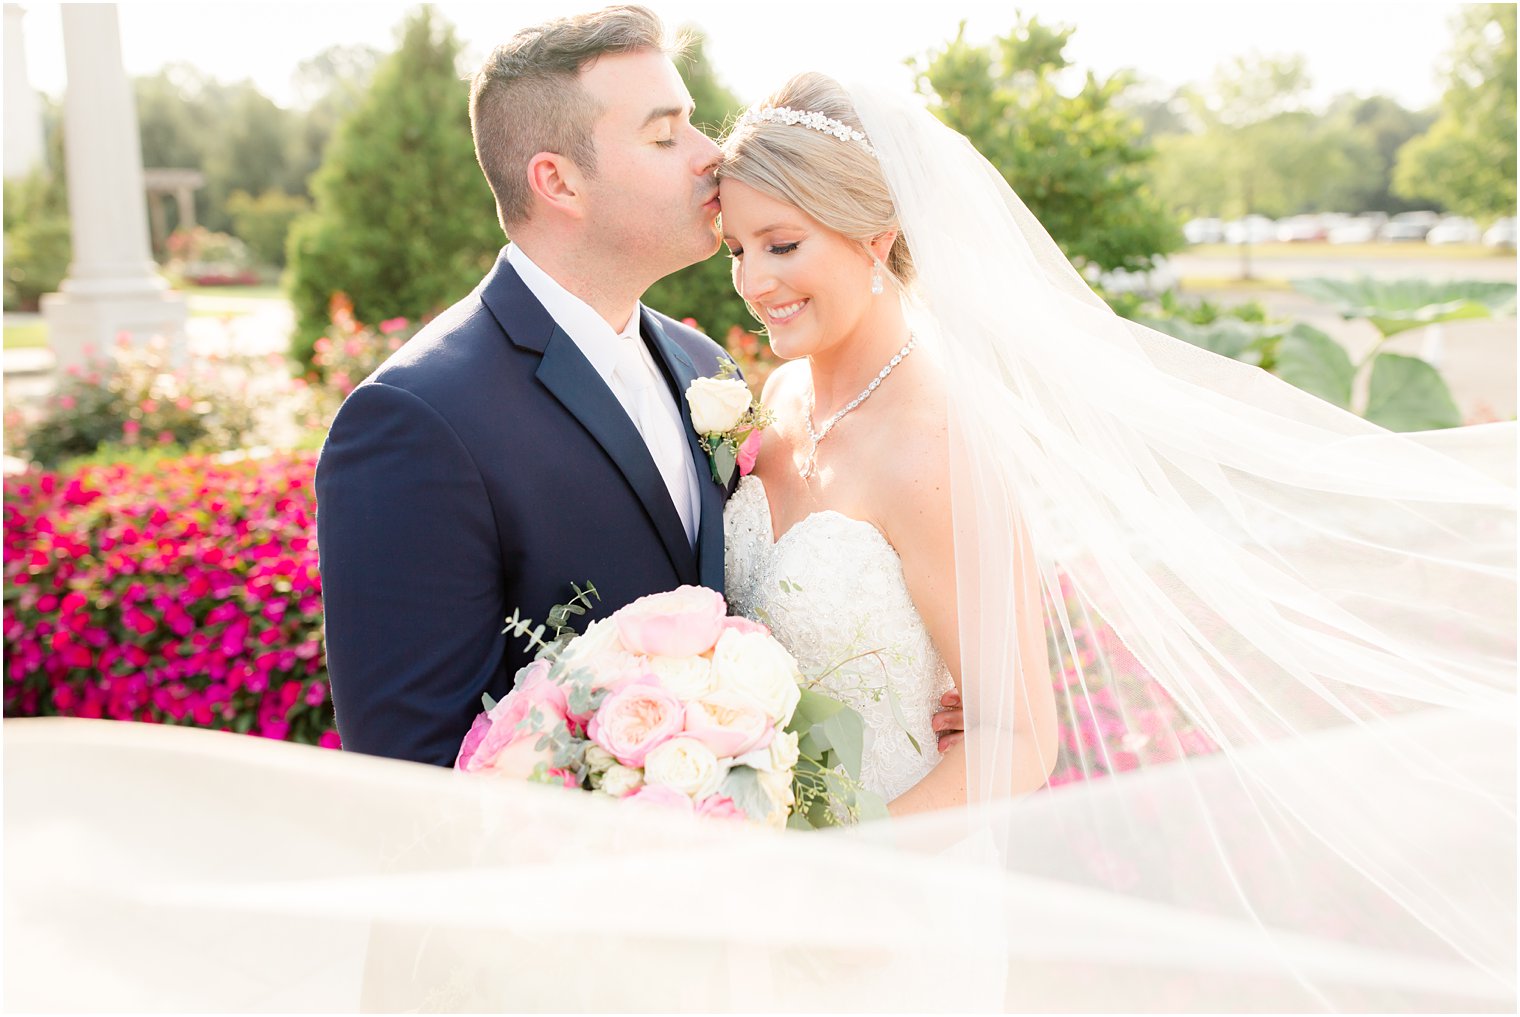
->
<box><xmin>756</xmin><ymin>767</ymin><xmax>796</xmax><ymax>828</ymax></box>
<box><xmin>646</xmin><ymin>654</ymin><xmax>716</xmax><ymax>702</ymax></box>
<box><xmin>685</xmin><ymin>376</ymin><xmax>752</xmax><ymax>434</ymax></box>
<box><xmin>643</xmin><ymin>737</ymin><xmax>727</xmax><ymax>800</ymax></box>
<box><xmin>599</xmin><ymin>764</ymin><xmax>644</xmax><ymax>798</ymax></box>
<box><xmin>710</xmin><ymin>629</ymin><xmax>802</xmax><ymax>725</ymax></box>
<box><xmin>583</xmin><ymin>744</ymin><xmax>617</xmax><ymax>776</ymax></box>
<box><xmin>735</xmin><ymin>728</ymin><xmax>799</xmax><ymax>774</ymax></box>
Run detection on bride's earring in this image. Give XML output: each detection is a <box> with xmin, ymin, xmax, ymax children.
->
<box><xmin>870</xmin><ymin>256</ymin><xmax>885</xmax><ymax>296</ymax></box>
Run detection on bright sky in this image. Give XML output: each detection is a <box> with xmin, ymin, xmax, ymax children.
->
<box><xmin>16</xmin><ymin>1</ymin><xmax>1465</xmax><ymax>112</ymax></box>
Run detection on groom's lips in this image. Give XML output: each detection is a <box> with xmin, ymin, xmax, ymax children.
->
<box><xmin>702</xmin><ymin>192</ymin><xmax>721</xmax><ymax>215</ymax></box>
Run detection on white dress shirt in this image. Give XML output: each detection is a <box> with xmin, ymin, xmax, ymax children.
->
<box><xmin>507</xmin><ymin>243</ymin><xmax>700</xmax><ymax>546</ymax></box>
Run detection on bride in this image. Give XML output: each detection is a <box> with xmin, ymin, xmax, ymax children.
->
<box><xmin>7</xmin><ymin>68</ymin><xmax>1514</xmax><ymax>1014</ymax></box>
<box><xmin>718</xmin><ymin>73</ymin><xmax>1056</xmax><ymax>816</ymax></box>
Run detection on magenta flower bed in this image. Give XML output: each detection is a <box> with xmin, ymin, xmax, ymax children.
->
<box><xmin>3</xmin><ymin>450</ymin><xmax>337</xmax><ymax>746</ymax></box>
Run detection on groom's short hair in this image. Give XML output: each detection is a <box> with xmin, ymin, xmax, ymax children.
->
<box><xmin>470</xmin><ymin>5</ymin><xmax>670</xmax><ymax>232</ymax></box>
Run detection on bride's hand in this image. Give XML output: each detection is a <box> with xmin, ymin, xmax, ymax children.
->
<box><xmin>932</xmin><ymin>689</ymin><xmax>964</xmax><ymax>752</ymax></box>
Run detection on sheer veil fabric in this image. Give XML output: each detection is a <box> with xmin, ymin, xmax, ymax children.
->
<box><xmin>5</xmin><ymin>82</ymin><xmax>1515</xmax><ymax>1013</ymax></box>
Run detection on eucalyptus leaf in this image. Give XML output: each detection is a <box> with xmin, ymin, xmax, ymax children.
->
<box><xmin>480</xmin><ymin>691</ymin><xmax>497</xmax><ymax>712</ymax></box>
<box><xmin>788</xmin><ymin>687</ymin><xmax>847</xmax><ymax>733</ymax></box>
<box><xmin>711</xmin><ymin>442</ymin><xmax>736</xmax><ymax>485</ymax></box>
<box><xmin>1273</xmin><ymin>324</ymin><xmax>1354</xmax><ymax>408</ymax></box>
<box><xmin>786</xmin><ymin>811</ymin><xmax>816</xmax><ymax>831</ymax></box>
<box><xmin>1364</xmin><ymin>353</ymin><xmax>1463</xmax><ymax>431</ymax></box>
<box><xmin>885</xmin><ymin>684</ymin><xmax>923</xmax><ymax>756</ymax></box>
<box><xmin>854</xmin><ymin>788</ymin><xmax>890</xmax><ymax>823</ymax></box>
<box><xmin>821</xmin><ymin>711</ymin><xmax>864</xmax><ymax>779</ymax></box>
<box><xmin>718</xmin><ymin>765</ymin><xmax>773</xmax><ymax>823</ymax></box>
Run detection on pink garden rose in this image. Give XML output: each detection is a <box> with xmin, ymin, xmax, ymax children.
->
<box><xmin>683</xmin><ymin>691</ymin><xmax>775</xmax><ymax>759</ymax></box>
<box><xmin>612</xmin><ymin>586</ymin><xmax>727</xmax><ymax>658</ymax></box>
<box><xmin>736</xmin><ymin>430</ymin><xmax>763</xmax><ymax>477</ymax></box>
<box><xmin>695</xmin><ymin>795</ymin><xmax>747</xmax><ymax>821</ymax></box>
<box><xmin>722</xmin><ymin>615</ymin><xmax>768</xmax><ymax>637</ymax></box>
<box><xmin>455</xmin><ymin>661</ymin><xmax>569</xmax><ymax>776</ymax></box>
<box><xmin>588</xmin><ymin>681</ymin><xmax>685</xmax><ymax>767</ymax></box>
<box><xmin>625</xmin><ymin>784</ymin><xmax>695</xmax><ymax>813</ymax></box>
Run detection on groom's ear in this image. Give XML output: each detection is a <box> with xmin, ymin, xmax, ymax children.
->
<box><xmin>525</xmin><ymin>152</ymin><xmax>587</xmax><ymax>221</ymax></box>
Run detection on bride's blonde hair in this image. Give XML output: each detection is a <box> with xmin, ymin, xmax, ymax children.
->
<box><xmin>720</xmin><ymin>73</ymin><xmax>916</xmax><ymax>286</ymax></box>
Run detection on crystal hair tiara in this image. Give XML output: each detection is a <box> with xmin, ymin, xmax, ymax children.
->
<box><xmin>734</xmin><ymin>106</ymin><xmax>877</xmax><ymax>156</ymax></box>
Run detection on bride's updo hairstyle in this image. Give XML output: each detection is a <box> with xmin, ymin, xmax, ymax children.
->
<box><xmin>720</xmin><ymin>73</ymin><xmax>915</xmax><ymax>288</ymax></box>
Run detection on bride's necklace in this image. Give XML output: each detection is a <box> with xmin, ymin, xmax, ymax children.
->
<box><xmin>800</xmin><ymin>334</ymin><xmax>917</xmax><ymax>480</ymax></box>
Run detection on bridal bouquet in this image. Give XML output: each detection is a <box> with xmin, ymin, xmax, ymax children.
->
<box><xmin>455</xmin><ymin>585</ymin><xmax>880</xmax><ymax>828</ymax></box>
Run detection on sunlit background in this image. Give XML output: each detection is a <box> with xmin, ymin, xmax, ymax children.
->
<box><xmin>1</xmin><ymin>2</ymin><xmax>1513</xmax><ymax>746</ymax></box>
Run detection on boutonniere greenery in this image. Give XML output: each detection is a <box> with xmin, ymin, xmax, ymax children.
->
<box><xmin>684</xmin><ymin>360</ymin><xmax>774</xmax><ymax>485</ymax></box>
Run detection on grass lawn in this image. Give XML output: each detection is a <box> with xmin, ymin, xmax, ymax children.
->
<box><xmin>1187</xmin><ymin>242</ymin><xmax>1514</xmax><ymax>260</ymax></box>
<box><xmin>4</xmin><ymin>321</ymin><xmax>47</xmax><ymax>349</ymax></box>
<box><xmin>1178</xmin><ymin>276</ymin><xmax>1292</xmax><ymax>292</ymax></box>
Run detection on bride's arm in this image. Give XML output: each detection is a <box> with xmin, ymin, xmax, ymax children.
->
<box><xmin>879</xmin><ymin>418</ymin><xmax>1056</xmax><ymax>817</ymax></box>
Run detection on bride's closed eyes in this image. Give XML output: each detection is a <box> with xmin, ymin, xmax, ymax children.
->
<box><xmin>725</xmin><ymin>241</ymin><xmax>802</xmax><ymax>259</ymax></box>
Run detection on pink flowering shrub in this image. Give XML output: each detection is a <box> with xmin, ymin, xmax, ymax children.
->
<box><xmin>3</xmin><ymin>450</ymin><xmax>337</xmax><ymax>747</ymax></box>
<box><xmin>1045</xmin><ymin>576</ymin><xmax>1219</xmax><ymax>788</ymax></box>
<box><xmin>308</xmin><ymin>292</ymin><xmax>414</xmax><ymax>401</ymax></box>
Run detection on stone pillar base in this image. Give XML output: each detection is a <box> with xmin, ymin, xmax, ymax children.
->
<box><xmin>41</xmin><ymin>285</ymin><xmax>188</xmax><ymax>374</ymax></box>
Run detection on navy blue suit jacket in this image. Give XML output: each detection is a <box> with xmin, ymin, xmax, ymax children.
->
<box><xmin>315</xmin><ymin>250</ymin><xmax>736</xmax><ymax>767</ymax></box>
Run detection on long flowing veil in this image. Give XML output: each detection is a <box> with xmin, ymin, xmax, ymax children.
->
<box><xmin>846</xmin><ymin>79</ymin><xmax>1516</xmax><ymax>1006</ymax></box>
<box><xmin>5</xmin><ymin>81</ymin><xmax>1515</xmax><ymax>1013</ymax></box>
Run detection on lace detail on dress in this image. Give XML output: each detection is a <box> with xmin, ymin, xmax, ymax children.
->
<box><xmin>724</xmin><ymin>475</ymin><xmax>954</xmax><ymax>803</ymax></box>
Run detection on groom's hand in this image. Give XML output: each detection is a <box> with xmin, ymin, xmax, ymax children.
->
<box><xmin>932</xmin><ymin>689</ymin><xmax>965</xmax><ymax>752</ymax></box>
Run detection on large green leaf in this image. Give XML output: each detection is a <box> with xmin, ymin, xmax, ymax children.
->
<box><xmin>1135</xmin><ymin>315</ymin><xmax>1257</xmax><ymax>361</ymax></box>
<box><xmin>1273</xmin><ymin>324</ymin><xmax>1354</xmax><ymax>409</ymax></box>
<box><xmin>1291</xmin><ymin>277</ymin><xmax>1518</xmax><ymax>337</ymax></box>
<box><xmin>1363</xmin><ymin>353</ymin><xmax>1463</xmax><ymax>431</ymax></box>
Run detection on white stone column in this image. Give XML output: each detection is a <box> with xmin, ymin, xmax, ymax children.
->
<box><xmin>3</xmin><ymin>4</ymin><xmax>45</xmax><ymax>180</ymax></box>
<box><xmin>41</xmin><ymin>3</ymin><xmax>185</xmax><ymax>372</ymax></box>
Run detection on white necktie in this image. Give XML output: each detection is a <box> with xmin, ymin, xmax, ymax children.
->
<box><xmin>612</xmin><ymin>336</ymin><xmax>697</xmax><ymax>546</ymax></box>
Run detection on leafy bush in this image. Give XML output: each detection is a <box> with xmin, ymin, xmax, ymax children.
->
<box><xmin>6</xmin><ymin>336</ymin><xmax>269</xmax><ymax>469</ymax></box>
<box><xmin>3</xmin><ymin>172</ymin><xmax>71</xmax><ymax>312</ymax></box>
<box><xmin>227</xmin><ymin>188</ymin><xmax>310</xmax><ymax>268</ymax></box>
<box><xmin>2</xmin><ymin>450</ymin><xmax>336</xmax><ymax>746</ymax></box>
<box><xmin>285</xmin><ymin>7</ymin><xmax>499</xmax><ymax>371</ymax></box>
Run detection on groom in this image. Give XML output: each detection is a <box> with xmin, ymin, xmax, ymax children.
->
<box><xmin>317</xmin><ymin>5</ymin><xmax>966</xmax><ymax>768</ymax></box>
<box><xmin>316</xmin><ymin>6</ymin><xmax>735</xmax><ymax>767</ymax></box>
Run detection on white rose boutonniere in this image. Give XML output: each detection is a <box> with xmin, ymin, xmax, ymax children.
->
<box><xmin>685</xmin><ymin>360</ymin><xmax>774</xmax><ymax>485</ymax></box>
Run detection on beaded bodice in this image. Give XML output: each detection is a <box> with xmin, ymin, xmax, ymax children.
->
<box><xmin>723</xmin><ymin>475</ymin><xmax>953</xmax><ymax>802</ymax></box>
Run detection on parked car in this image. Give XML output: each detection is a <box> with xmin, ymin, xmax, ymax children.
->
<box><xmin>1483</xmin><ymin>217</ymin><xmax>1517</xmax><ymax>249</ymax></box>
<box><xmin>1183</xmin><ymin>217</ymin><xmax>1224</xmax><ymax>245</ymax></box>
<box><xmin>1426</xmin><ymin>216</ymin><xmax>1483</xmax><ymax>245</ymax></box>
<box><xmin>1379</xmin><ymin>210</ymin><xmax>1441</xmax><ymax>242</ymax></box>
<box><xmin>1276</xmin><ymin>215</ymin><xmax>1328</xmax><ymax>243</ymax></box>
<box><xmin>1224</xmin><ymin>215</ymin><xmax>1277</xmax><ymax>245</ymax></box>
<box><xmin>1329</xmin><ymin>217</ymin><xmax>1380</xmax><ymax>244</ymax></box>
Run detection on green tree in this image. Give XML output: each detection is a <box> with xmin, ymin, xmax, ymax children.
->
<box><xmin>911</xmin><ymin>17</ymin><xmax>1182</xmax><ymax>273</ymax></box>
<box><xmin>642</xmin><ymin>28</ymin><xmax>750</xmax><ymax>345</ymax></box>
<box><xmin>1394</xmin><ymin>3</ymin><xmax>1517</xmax><ymax>220</ymax></box>
<box><xmin>289</xmin><ymin>44</ymin><xmax>384</xmax><ymax>192</ymax></box>
<box><xmin>285</xmin><ymin>7</ymin><xmax>500</xmax><ymax>369</ymax></box>
<box><xmin>1325</xmin><ymin>94</ymin><xmax>1436</xmax><ymax>214</ymax></box>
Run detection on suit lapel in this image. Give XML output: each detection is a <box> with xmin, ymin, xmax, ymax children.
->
<box><xmin>535</xmin><ymin>328</ymin><xmax>698</xmax><ymax>587</ymax></box>
<box><xmin>480</xmin><ymin>253</ymin><xmax>698</xmax><ymax>586</ymax></box>
<box><xmin>641</xmin><ymin>311</ymin><xmax>728</xmax><ymax>594</ymax></box>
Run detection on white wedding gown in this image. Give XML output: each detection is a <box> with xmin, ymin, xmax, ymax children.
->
<box><xmin>724</xmin><ymin>474</ymin><xmax>955</xmax><ymax>802</ymax></box>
